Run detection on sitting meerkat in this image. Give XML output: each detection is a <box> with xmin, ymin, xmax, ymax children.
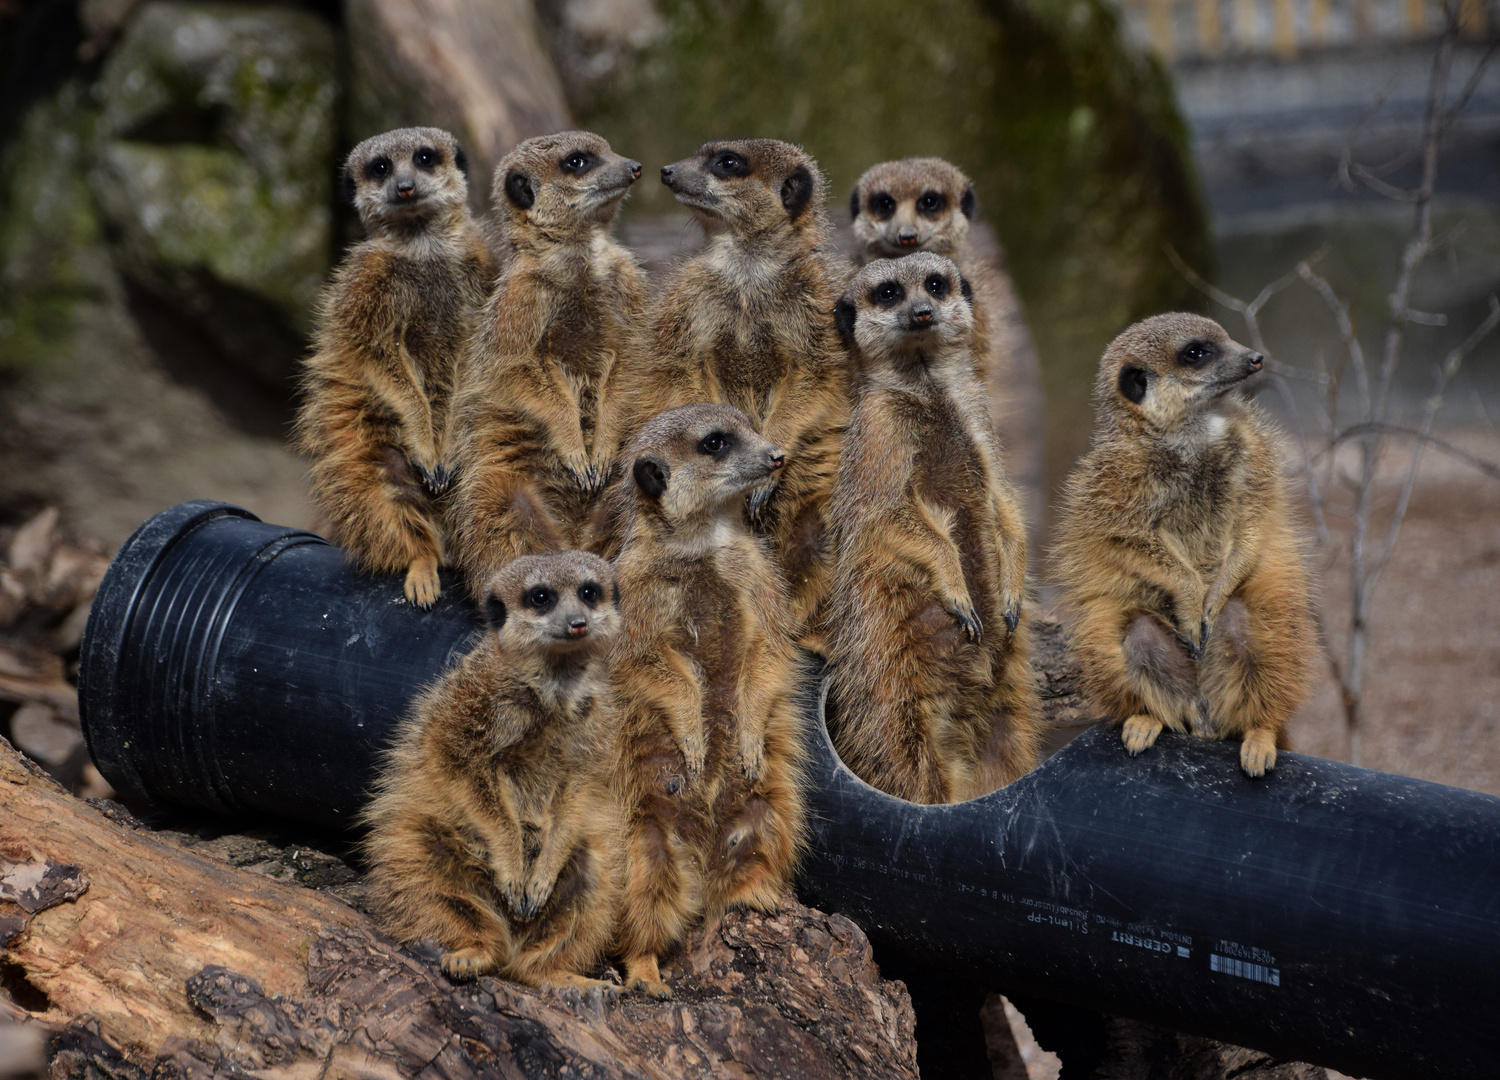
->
<box><xmin>621</xmin><ymin>139</ymin><xmax>848</xmax><ymax>635</ymax></box>
<box><xmin>296</xmin><ymin>127</ymin><xmax>494</xmax><ymax>608</ymax></box>
<box><xmin>850</xmin><ymin>157</ymin><xmax>1045</xmax><ymax>530</ymax></box>
<box><xmin>826</xmin><ymin>253</ymin><xmax>1038</xmax><ymax>804</ymax></box>
<box><xmin>608</xmin><ymin>403</ymin><xmax>806</xmax><ymax>1000</ymax></box>
<box><xmin>448</xmin><ymin>131</ymin><xmax>647</xmax><ymax>592</ymax></box>
<box><xmin>1052</xmin><ymin>313</ymin><xmax>1315</xmax><ymax>777</ymax></box>
<box><xmin>362</xmin><ymin>550</ymin><xmax>624</xmax><ymax>990</ymax></box>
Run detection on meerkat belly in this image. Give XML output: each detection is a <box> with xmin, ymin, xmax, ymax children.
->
<box><xmin>680</xmin><ymin>576</ymin><xmax>751</xmax><ymax>750</ymax></box>
<box><xmin>710</xmin><ymin>322</ymin><xmax>790</xmax><ymax>424</ymax></box>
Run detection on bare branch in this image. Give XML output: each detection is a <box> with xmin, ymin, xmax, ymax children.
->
<box><xmin>1298</xmin><ymin>262</ymin><xmax>1373</xmax><ymax>417</ymax></box>
<box><xmin>1439</xmin><ymin>36</ymin><xmax>1499</xmax><ymax>136</ymax></box>
<box><xmin>1331</xmin><ymin>424</ymin><xmax>1500</xmax><ymax>483</ymax></box>
<box><xmin>1401</xmin><ymin>310</ymin><xmax>1449</xmax><ymax>326</ymax></box>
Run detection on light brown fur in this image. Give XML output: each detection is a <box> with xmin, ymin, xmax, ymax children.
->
<box><xmin>826</xmin><ymin>254</ymin><xmax>1038</xmax><ymax>803</ymax></box>
<box><xmin>607</xmin><ymin>404</ymin><xmax>806</xmax><ymax>999</ymax></box>
<box><xmin>362</xmin><ymin>550</ymin><xmax>623</xmax><ymax>990</ymax></box>
<box><xmin>296</xmin><ymin>127</ymin><xmax>494</xmax><ymax>607</ymax></box>
<box><xmin>1051</xmin><ymin>313</ymin><xmax>1316</xmax><ymax>777</ymax></box>
<box><xmin>620</xmin><ymin>140</ymin><xmax>849</xmax><ymax>636</ymax></box>
<box><xmin>448</xmin><ymin>132</ymin><xmax>648</xmax><ymax>592</ymax></box>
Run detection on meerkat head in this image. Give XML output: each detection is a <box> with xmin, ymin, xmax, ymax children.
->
<box><xmin>1098</xmin><ymin>313</ymin><xmax>1265</xmax><ymax>432</ymax></box>
<box><xmin>479</xmin><ymin>550</ymin><xmax>620</xmax><ymax>660</ymax></box>
<box><xmin>849</xmin><ymin>157</ymin><xmax>976</xmax><ymax>260</ymax></box>
<box><xmin>835</xmin><ymin>252</ymin><xmax>974</xmax><ymax>376</ymax></box>
<box><xmin>660</xmin><ymin>139</ymin><xmax>828</xmax><ymax>241</ymax></box>
<box><xmin>493</xmin><ymin>130</ymin><xmax>641</xmax><ymax>244</ymax></box>
<box><xmin>622</xmin><ymin>403</ymin><xmax>785</xmax><ymax>535</ymax></box>
<box><xmin>342</xmin><ymin>127</ymin><xmax>470</xmax><ymax>237</ymax></box>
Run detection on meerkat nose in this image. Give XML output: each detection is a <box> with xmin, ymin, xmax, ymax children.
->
<box><xmin>396</xmin><ymin>180</ymin><xmax>415</xmax><ymax>198</ymax></box>
<box><xmin>1248</xmin><ymin>352</ymin><xmax>1264</xmax><ymax>371</ymax></box>
<box><xmin>567</xmin><ymin>618</ymin><xmax>588</xmax><ymax>637</ymax></box>
<box><xmin>628</xmin><ymin>161</ymin><xmax>642</xmax><ymax>180</ymax></box>
<box><xmin>660</xmin><ymin>165</ymin><xmax>674</xmax><ymax>184</ymax></box>
<box><xmin>911</xmin><ymin>305</ymin><xmax>934</xmax><ymax>325</ymax></box>
<box><xmin>898</xmin><ymin>230</ymin><xmax>919</xmax><ymax>246</ymax></box>
<box><xmin>768</xmin><ymin>451</ymin><xmax>785</xmax><ymax>471</ymax></box>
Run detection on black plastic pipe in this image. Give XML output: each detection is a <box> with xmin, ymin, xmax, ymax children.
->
<box><xmin>78</xmin><ymin>502</ymin><xmax>1500</xmax><ymax>1080</ymax></box>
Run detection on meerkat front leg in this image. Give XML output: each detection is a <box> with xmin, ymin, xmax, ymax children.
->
<box><xmin>733</xmin><ymin>630</ymin><xmax>781</xmax><ymax>782</ymax></box>
<box><xmin>517</xmin><ymin>795</ymin><xmax>582</xmax><ymax>920</ymax></box>
<box><xmin>634</xmin><ymin>644</ymin><xmax>708</xmax><ymax>779</ymax></box>
<box><xmin>372</xmin><ymin>334</ymin><xmax>445</xmax><ymax>494</ymax></box>
<box><xmin>907</xmin><ymin>497</ymin><xmax>981</xmax><ymax>640</ymax></box>
<box><xmin>990</xmin><ymin>489</ymin><xmax>1028</xmax><ymax>636</ymax></box>
<box><xmin>404</xmin><ymin>554</ymin><xmax>442</xmax><ymax>609</ymax></box>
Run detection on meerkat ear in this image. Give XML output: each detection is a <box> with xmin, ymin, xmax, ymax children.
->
<box><xmin>340</xmin><ymin>164</ymin><xmax>357</xmax><ymax>205</ymax></box>
<box><xmin>959</xmin><ymin>275</ymin><xmax>973</xmax><ymax>304</ymax></box>
<box><xmin>781</xmin><ymin>165</ymin><xmax>814</xmax><ymax>218</ymax></box>
<box><xmin>1119</xmin><ymin>365</ymin><xmax>1149</xmax><ymax>405</ymax></box>
<box><xmin>960</xmin><ymin>184</ymin><xmax>976</xmax><ymax>219</ymax></box>
<box><xmin>632</xmin><ymin>454</ymin><xmax>669</xmax><ymax>500</ymax></box>
<box><xmin>454</xmin><ymin>146</ymin><xmax>469</xmax><ymax>180</ymax></box>
<box><xmin>834</xmin><ymin>298</ymin><xmax>858</xmax><ymax>345</ymax></box>
<box><xmin>848</xmin><ymin>188</ymin><xmax>860</xmax><ymax>220</ymax></box>
<box><xmin>504</xmin><ymin>170</ymin><xmax>535</xmax><ymax>210</ymax></box>
<box><xmin>482</xmin><ymin>594</ymin><xmax>507</xmax><ymax>631</ymax></box>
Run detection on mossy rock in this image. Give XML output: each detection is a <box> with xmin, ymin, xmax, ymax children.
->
<box><xmin>0</xmin><ymin>82</ymin><xmax>109</xmax><ymax>376</ymax></box>
<box><xmin>578</xmin><ymin>0</ymin><xmax>1213</xmax><ymax>479</ymax></box>
<box><xmin>90</xmin><ymin>1</ymin><xmax>338</xmax><ymax>387</ymax></box>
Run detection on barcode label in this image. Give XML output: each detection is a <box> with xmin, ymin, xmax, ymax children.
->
<box><xmin>1210</xmin><ymin>953</ymin><xmax>1281</xmax><ymax>986</ymax></box>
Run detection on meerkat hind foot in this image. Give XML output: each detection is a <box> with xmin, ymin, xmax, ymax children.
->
<box><xmin>440</xmin><ymin>947</ymin><xmax>496</xmax><ymax>981</ymax></box>
<box><xmin>624</xmin><ymin>956</ymin><xmax>672</xmax><ymax>1000</ymax></box>
<box><xmin>1121</xmin><ymin>715</ymin><xmax>1163</xmax><ymax>756</ymax></box>
<box><xmin>1240</xmin><ymin>730</ymin><xmax>1277</xmax><ymax>778</ymax></box>
<box><xmin>404</xmin><ymin>557</ymin><xmax>441</xmax><ymax>608</ymax></box>
<box><xmin>544</xmin><ymin>973</ymin><xmax>621</xmax><ymax>999</ymax></box>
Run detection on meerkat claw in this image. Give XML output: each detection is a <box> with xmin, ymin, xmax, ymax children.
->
<box><xmin>747</xmin><ymin>479</ymin><xmax>778</xmax><ymax>519</ymax></box>
<box><xmin>946</xmin><ymin>601</ymin><xmax>982</xmax><ymax>643</ymax></box>
<box><xmin>403</xmin><ymin>558</ymin><xmax>441</xmax><ymax>609</ymax></box>
<box><xmin>418</xmin><ymin>462</ymin><xmax>452</xmax><ymax>496</ymax></box>
<box><xmin>440</xmin><ymin>948</ymin><xmax>495</xmax><ymax>981</ymax></box>
<box><xmin>1121</xmin><ymin>714</ymin><xmax>1163</xmax><ymax>756</ymax></box>
<box><xmin>1240</xmin><ymin>730</ymin><xmax>1277</xmax><ymax>778</ymax></box>
<box><xmin>1004</xmin><ymin>604</ymin><xmax>1020</xmax><ymax>636</ymax></box>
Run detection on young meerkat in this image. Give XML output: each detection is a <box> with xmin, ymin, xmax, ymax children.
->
<box><xmin>363</xmin><ymin>550</ymin><xmax>624</xmax><ymax>991</ymax></box>
<box><xmin>448</xmin><ymin>131</ymin><xmax>647</xmax><ymax>592</ymax></box>
<box><xmin>621</xmin><ymin>139</ymin><xmax>848</xmax><ymax>633</ymax></box>
<box><xmin>609</xmin><ymin>403</ymin><xmax>806</xmax><ymax>1000</ymax></box>
<box><xmin>826</xmin><ymin>253</ymin><xmax>1038</xmax><ymax>804</ymax></box>
<box><xmin>296</xmin><ymin>127</ymin><xmax>494</xmax><ymax>608</ymax></box>
<box><xmin>850</xmin><ymin>157</ymin><xmax>1045</xmax><ymax>529</ymax></box>
<box><xmin>1052</xmin><ymin>313</ymin><xmax>1315</xmax><ymax>777</ymax></box>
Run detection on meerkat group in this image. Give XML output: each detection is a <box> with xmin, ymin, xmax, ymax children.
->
<box><xmin>302</xmin><ymin>129</ymin><xmax>1316</xmax><ymax>994</ymax></box>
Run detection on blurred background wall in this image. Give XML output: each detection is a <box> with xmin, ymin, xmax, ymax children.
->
<box><xmin>0</xmin><ymin>0</ymin><xmax>1494</xmax><ymax>548</ymax></box>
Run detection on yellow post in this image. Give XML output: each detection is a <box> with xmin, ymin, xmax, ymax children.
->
<box><xmin>1235</xmin><ymin>0</ymin><xmax>1259</xmax><ymax>48</ymax></box>
<box><xmin>1404</xmin><ymin>0</ymin><xmax>1428</xmax><ymax>36</ymax></box>
<box><xmin>1148</xmin><ymin>0</ymin><xmax>1175</xmax><ymax>57</ymax></box>
<box><xmin>1310</xmin><ymin>0</ymin><xmax>1331</xmax><ymax>43</ymax></box>
<box><xmin>1273</xmin><ymin>0</ymin><xmax>1298</xmax><ymax>56</ymax></box>
<box><xmin>1197</xmin><ymin>0</ymin><xmax>1225</xmax><ymax>54</ymax></box>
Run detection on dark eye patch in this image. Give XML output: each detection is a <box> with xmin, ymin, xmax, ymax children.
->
<box><xmin>871</xmin><ymin>280</ymin><xmax>906</xmax><ymax>307</ymax></box>
<box><xmin>916</xmin><ymin>190</ymin><xmax>947</xmax><ymax>217</ymax></box>
<box><xmin>925</xmin><ymin>274</ymin><xmax>949</xmax><ymax>298</ymax></box>
<box><xmin>698</xmin><ymin>431</ymin><xmax>732</xmax><ymax>457</ymax></box>
<box><xmin>577</xmin><ymin>582</ymin><xmax>602</xmax><ymax>607</ymax></box>
<box><xmin>871</xmin><ymin>192</ymin><xmax>896</xmax><ymax>221</ymax></box>
<box><xmin>363</xmin><ymin>156</ymin><xmax>392</xmax><ymax>182</ymax></box>
<box><xmin>561</xmin><ymin>151</ymin><xmax>600</xmax><ymax>175</ymax></box>
<box><xmin>1178</xmin><ymin>341</ymin><xmax>1216</xmax><ymax>366</ymax></box>
<box><xmin>707</xmin><ymin>149</ymin><xmax>753</xmax><ymax>178</ymax></box>
<box><xmin>525</xmin><ymin>586</ymin><xmax>556</xmax><ymax>612</ymax></box>
<box><xmin>414</xmin><ymin>147</ymin><xmax>440</xmax><ymax>171</ymax></box>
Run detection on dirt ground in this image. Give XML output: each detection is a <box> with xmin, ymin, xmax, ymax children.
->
<box><xmin>1284</xmin><ymin>425</ymin><xmax>1500</xmax><ymax>796</ymax></box>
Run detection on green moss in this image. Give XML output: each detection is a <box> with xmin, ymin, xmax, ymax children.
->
<box><xmin>0</xmin><ymin>82</ymin><xmax>107</xmax><ymax>375</ymax></box>
<box><xmin>579</xmin><ymin>0</ymin><xmax>1211</xmax><ymax>478</ymax></box>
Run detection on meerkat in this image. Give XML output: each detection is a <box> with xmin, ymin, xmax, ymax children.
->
<box><xmin>363</xmin><ymin>550</ymin><xmax>624</xmax><ymax>990</ymax></box>
<box><xmin>1051</xmin><ymin>313</ymin><xmax>1315</xmax><ymax>777</ymax></box>
<box><xmin>824</xmin><ymin>253</ymin><xmax>1038</xmax><ymax>804</ymax></box>
<box><xmin>849</xmin><ymin>158</ymin><xmax>1046</xmax><ymax>533</ymax></box>
<box><xmin>447</xmin><ymin>131</ymin><xmax>647</xmax><ymax>592</ymax></box>
<box><xmin>295</xmin><ymin>127</ymin><xmax>494</xmax><ymax>608</ymax></box>
<box><xmin>607</xmin><ymin>403</ymin><xmax>806</xmax><ymax>1000</ymax></box>
<box><xmin>619</xmin><ymin>139</ymin><xmax>848</xmax><ymax>634</ymax></box>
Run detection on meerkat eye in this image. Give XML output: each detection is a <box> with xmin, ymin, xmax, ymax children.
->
<box><xmin>698</xmin><ymin>432</ymin><xmax>732</xmax><ymax>457</ymax></box>
<box><xmin>414</xmin><ymin>147</ymin><xmax>439</xmax><ymax>170</ymax></box>
<box><xmin>871</xmin><ymin>193</ymin><xmax>896</xmax><ymax>220</ymax></box>
<box><xmin>708</xmin><ymin>151</ymin><xmax>752</xmax><ymax>178</ymax></box>
<box><xmin>364</xmin><ymin>156</ymin><xmax>391</xmax><ymax>182</ymax></box>
<box><xmin>916</xmin><ymin>190</ymin><xmax>947</xmax><ymax>216</ymax></box>
<box><xmin>577</xmin><ymin>582</ymin><xmax>602</xmax><ymax>607</ymax></box>
<box><xmin>871</xmin><ymin>281</ymin><xmax>906</xmax><ymax>307</ymax></box>
<box><xmin>926</xmin><ymin>275</ymin><xmax>949</xmax><ymax>298</ymax></box>
<box><xmin>525</xmin><ymin>586</ymin><xmax>555</xmax><ymax>612</ymax></box>
<box><xmin>1178</xmin><ymin>341</ymin><xmax>1214</xmax><ymax>366</ymax></box>
<box><xmin>561</xmin><ymin>151</ymin><xmax>598</xmax><ymax>175</ymax></box>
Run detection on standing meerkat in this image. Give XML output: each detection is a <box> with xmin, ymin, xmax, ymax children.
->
<box><xmin>850</xmin><ymin>157</ymin><xmax>1046</xmax><ymax>535</ymax></box>
<box><xmin>608</xmin><ymin>403</ymin><xmax>806</xmax><ymax>1000</ymax></box>
<box><xmin>623</xmin><ymin>139</ymin><xmax>848</xmax><ymax>634</ymax></box>
<box><xmin>296</xmin><ymin>127</ymin><xmax>494</xmax><ymax>607</ymax></box>
<box><xmin>448</xmin><ymin>131</ymin><xmax>647</xmax><ymax>592</ymax></box>
<box><xmin>825</xmin><ymin>253</ymin><xmax>1038</xmax><ymax>804</ymax></box>
<box><xmin>1051</xmin><ymin>313</ymin><xmax>1315</xmax><ymax>777</ymax></box>
<box><xmin>363</xmin><ymin>550</ymin><xmax>624</xmax><ymax>990</ymax></box>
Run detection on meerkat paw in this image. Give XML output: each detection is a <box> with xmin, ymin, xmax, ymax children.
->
<box><xmin>562</xmin><ymin>451</ymin><xmax>600</xmax><ymax>495</ymax></box>
<box><xmin>543</xmin><ymin>974</ymin><xmax>621</xmax><ymax>1002</ymax></box>
<box><xmin>403</xmin><ymin>557</ymin><xmax>441</xmax><ymax>608</ymax></box>
<box><xmin>944</xmin><ymin>597</ymin><xmax>983</xmax><ymax>642</ymax></box>
<box><xmin>515</xmin><ymin>875</ymin><xmax>555</xmax><ymax>922</ymax></box>
<box><xmin>1240</xmin><ymin>730</ymin><xmax>1277</xmax><ymax>778</ymax></box>
<box><xmin>440</xmin><ymin>947</ymin><xmax>496</xmax><ymax>981</ymax></box>
<box><xmin>1003</xmin><ymin>602</ymin><xmax>1021</xmax><ymax>637</ymax></box>
<box><xmin>417</xmin><ymin>461</ymin><xmax>453</xmax><ymax>496</ymax></box>
<box><xmin>678</xmin><ymin>731</ymin><xmax>707</xmax><ymax>781</ymax></box>
<box><xmin>1121</xmin><ymin>714</ymin><xmax>1163</xmax><ymax>756</ymax></box>
<box><xmin>738</xmin><ymin>731</ymin><xmax>765</xmax><ymax>783</ymax></box>
<box><xmin>1175</xmin><ymin>619</ymin><xmax>1209</xmax><ymax>663</ymax></box>
<box><xmin>624</xmin><ymin>956</ymin><xmax>672</xmax><ymax>1000</ymax></box>
<box><xmin>746</xmin><ymin>478</ymin><xmax>779</xmax><ymax>521</ymax></box>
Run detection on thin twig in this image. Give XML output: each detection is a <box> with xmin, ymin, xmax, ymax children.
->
<box><xmin>1298</xmin><ymin>262</ymin><xmax>1373</xmax><ymax>418</ymax></box>
<box><xmin>1330</xmin><ymin>423</ymin><xmax>1500</xmax><ymax>483</ymax></box>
